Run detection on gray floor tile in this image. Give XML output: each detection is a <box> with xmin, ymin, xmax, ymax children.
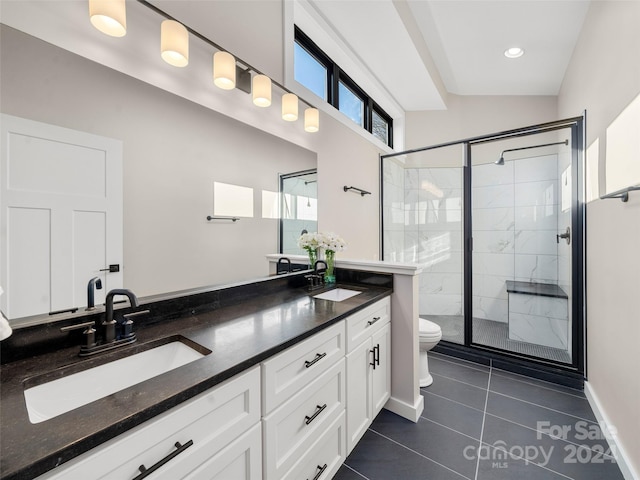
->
<box><xmin>482</xmin><ymin>414</ymin><xmax>624</xmax><ymax>480</ymax></box>
<box><xmin>476</xmin><ymin>447</ymin><xmax>569</xmax><ymax>480</ymax></box>
<box><xmin>422</xmin><ymin>374</ymin><xmax>488</xmax><ymax>411</ymax></box>
<box><xmin>429</xmin><ymin>356</ymin><xmax>491</xmax><ymax>389</ymax></box>
<box><xmin>489</xmin><ymin>373</ymin><xmax>596</xmax><ymax>421</ymax></box>
<box><xmin>371</xmin><ymin>409</ymin><xmax>478</xmax><ymax>479</ymax></box>
<box><xmin>421</xmin><ymin>391</ymin><xmax>485</xmax><ymax>440</ymax></box>
<box><xmin>486</xmin><ymin>392</ymin><xmax>609</xmax><ymax>451</ymax></box>
<box><xmin>430</xmin><ymin>351</ymin><xmax>491</xmax><ymax>372</ymax></box>
<box><xmin>332</xmin><ymin>464</ymin><xmax>368</xmax><ymax>480</ymax></box>
<box><xmin>344</xmin><ymin>429</ymin><xmax>469</xmax><ymax>480</ymax></box>
<box><xmin>492</xmin><ymin>368</ymin><xmax>586</xmax><ymax>398</ymax></box>
<box><xmin>342</xmin><ymin>354</ymin><xmax>625</xmax><ymax>480</ymax></box>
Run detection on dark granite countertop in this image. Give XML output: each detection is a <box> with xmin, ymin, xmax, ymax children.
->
<box><xmin>0</xmin><ymin>273</ymin><xmax>391</xmax><ymax>480</ymax></box>
<box><xmin>505</xmin><ymin>280</ymin><xmax>568</xmax><ymax>299</ymax></box>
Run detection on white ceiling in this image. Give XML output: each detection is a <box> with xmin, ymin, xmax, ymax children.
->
<box><xmin>0</xmin><ymin>0</ymin><xmax>592</xmax><ymax>113</ymax></box>
<box><xmin>308</xmin><ymin>0</ymin><xmax>591</xmax><ymax>109</ymax></box>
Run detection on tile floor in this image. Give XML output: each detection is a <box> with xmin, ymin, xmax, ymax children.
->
<box><xmin>334</xmin><ymin>352</ymin><xmax>624</xmax><ymax>480</ymax></box>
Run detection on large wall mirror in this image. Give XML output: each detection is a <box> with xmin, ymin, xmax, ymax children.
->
<box><xmin>0</xmin><ymin>26</ymin><xmax>318</xmax><ymax>326</ymax></box>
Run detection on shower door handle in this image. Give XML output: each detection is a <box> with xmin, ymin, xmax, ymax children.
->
<box><xmin>556</xmin><ymin>227</ymin><xmax>571</xmax><ymax>245</ymax></box>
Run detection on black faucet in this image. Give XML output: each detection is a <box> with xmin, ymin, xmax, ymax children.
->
<box><xmin>85</xmin><ymin>277</ymin><xmax>102</xmax><ymax>311</ymax></box>
<box><xmin>277</xmin><ymin>257</ymin><xmax>292</xmax><ymax>274</ymax></box>
<box><xmin>104</xmin><ymin>289</ymin><xmax>139</xmax><ymax>343</ymax></box>
<box><xmin>314</xmin><ymin>260</ymin><xmax>327</xmax><ymax>275</ymax></box>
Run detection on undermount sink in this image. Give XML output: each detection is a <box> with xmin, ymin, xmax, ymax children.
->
<box><xmin>23</xmin><ymin>337</ymin><xmax>210</xmax><ymax>424</ymax></box>
<box><xmin>313</xmin><ymin>288</ymin><xmax>362</xmax><ymax>302</ymax></box>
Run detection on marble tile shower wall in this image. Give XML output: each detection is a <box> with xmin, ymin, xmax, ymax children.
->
<box><xmin>281</xmin><ymin>177</ymin><xmax>317</xmax><ymax>256</ymax></box>
<box><xmin>404</xmin><ymin>168</ymin><xmax>464</xmax><ymax>316</ymax></box>
<box><xmin>473</xmin><ymin>155</ymin><xmax>560</xmax><ymax>323</ymax></box>
<box><xmin>381</xmin><ymin>156</ymin><xmax>563</xmax><ymax>322</ymax></box>
<box><xmin>382</xmin><ymin>159</ymin><xmax>405</xmax><ymax>262</ymax></box>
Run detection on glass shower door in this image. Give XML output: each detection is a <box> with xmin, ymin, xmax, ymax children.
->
<box><xmin>470</xmin><ymin>130</ymin><xmax>574</xmax><ymax>363</ymax></box>
<box><xmin>382</xmin><ymin>145</ymin><xmax>465</xmax><ymax>344</ymax></box>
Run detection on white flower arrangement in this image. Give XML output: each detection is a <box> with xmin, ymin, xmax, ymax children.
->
<box><xmin>319</xmin><ymin>232</ymin><xmax>347</xmax><ymax>254</ymax></box>
<box><xmin>298</xmin><ymin>232</ymin><xmax>347</xmax><ymax>254</ymax></box>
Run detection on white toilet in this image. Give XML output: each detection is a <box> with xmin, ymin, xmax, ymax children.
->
<box><xmin>419</xmin><ymin>318</ymin><xmax>443</xmax><ymax>387</ymax></box>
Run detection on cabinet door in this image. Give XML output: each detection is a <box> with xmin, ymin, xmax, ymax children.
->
<box><xmin>345</xmin><ymin>339</ymin><xmax>373</xmax><ymax>454</ymax></box>
<box><xmin>371</xmin><ymin>323</ymin><xmax>391</xmax><ymax>416</ymax></box>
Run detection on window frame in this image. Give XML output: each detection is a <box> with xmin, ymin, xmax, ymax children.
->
<box><xmin>294</xmin><ymin>26</ymin><xmax>393</xmax><ymax>148</ymax></box>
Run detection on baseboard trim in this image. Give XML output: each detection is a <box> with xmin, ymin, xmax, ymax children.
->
<box><xmin>584</xmin><ymin>381</ymin><xmax>639</xmax><ymax>480</ymax></box>
<box><xmin>384</xmin><ymin>394</ymin><xmax>424</xmax><ymax>423</ymax></box>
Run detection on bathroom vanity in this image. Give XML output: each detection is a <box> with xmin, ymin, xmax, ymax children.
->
<box><xmin>0</xmin><ymin>260</ymin><xmax>421</xmax><ymax>480</ymax></box>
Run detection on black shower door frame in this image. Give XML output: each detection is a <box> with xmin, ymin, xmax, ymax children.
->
<box><xmin>380</xmin><ymin>116</ymin><xmax>586</xmax><ymax>377</ymax></box>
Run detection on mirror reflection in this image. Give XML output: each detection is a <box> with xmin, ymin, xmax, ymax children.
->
<box><xmin>0</xmin><ymin>26</ymin><xmax>317</xmax><ymax>325</ymax></box>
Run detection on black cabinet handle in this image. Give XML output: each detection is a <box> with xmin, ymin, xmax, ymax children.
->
<box><xmin>132</xmin><ymin>440</ymin><xmax>193</xmax><ymax>480</ymax></box>
<box><xmin>370</xmin><ymin>348</ymin><xmax>376</xmax><ymax>370</ymax></box>
<box><xmin>367</xmin><ymin>316</ymin><xmax>381</xmax><ymax>326</ymax></box>
<box><xmin>307</xmin><ymin>463</ymin><xmax>328</xmax><ymax>480</ymax></box>
<box><xmin>375</xmin><ymin>343</ymin><xmax>380</xmax><ymax>366</ymax></box>
<box><xmin>304</xmin><ymin>403</ymin><xmax>327</xmax><ymax>425</ymax></box>
<box><xmin>304</xmin><ymin>352</ymin><xmax>326</xmax><ymax>368</ymax></box>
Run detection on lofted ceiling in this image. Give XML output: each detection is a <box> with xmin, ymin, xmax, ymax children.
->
<box><xmin>0</xmin><ymin>0</ymin><xmax>592</xmax><ymax>113</ymax></box>
<box><xmin>308</xmin><ymin>0</ymin><xmax>591</xmax><ymax>110</ymax></box>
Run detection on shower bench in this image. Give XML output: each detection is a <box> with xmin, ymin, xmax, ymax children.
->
<box><xmin>505</xmin><ymin>281</ymin><xmax>569</xmax><ymax>350</ymax></box>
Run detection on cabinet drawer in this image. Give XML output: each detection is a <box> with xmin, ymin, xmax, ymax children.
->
<box><xmin>281</xmin><ymin>411</ymin><xmax>346</xmax><ymax>480</ymax></box>
<box><xmin>263</xmin><ymin>359</ymin><xmax>345</xmax><ymax>480</ymax></box>
<box><xmin>345</xmin><ymin>297</ymin><xmax>390</xmax><ymax>353</ymax></box>
<box><xmin>37</xmin><ymin>367</ymin><xmax>261</xmax><ymax>480</ymax></box>
<box><xmin>261</xmin><ymin>321</ymin><xmax>345</xmax><ymax>415</ymax></box>
<box><xmin>180</xmin><ymin>423</ymin><xmax>262</xmax><ymax>480</ymax></box>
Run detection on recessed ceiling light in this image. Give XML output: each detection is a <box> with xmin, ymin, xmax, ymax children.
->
<box><xmin>504</xmin><ymin>47</ymin><xmax>525</xmax><ymax>58</ymax></box>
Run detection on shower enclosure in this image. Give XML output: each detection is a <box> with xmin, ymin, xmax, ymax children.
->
<box><xmin>381</xmin><ymin>118</ymin><xmax>584</xmax><ymax>372</ymax></box>
<box><xmin>279</xmin><ymin>169</ymin><xmax>318</xmax><ymax>255</ymax></box>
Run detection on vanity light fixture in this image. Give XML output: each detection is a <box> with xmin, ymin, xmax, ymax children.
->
<box><xmin>161</xmin><ymin>20</ymin><xmax>189</xmax><ymax>67</ymax></box>
<box><xmin>89</xmin><ymin>0</ymin><xmax>126</xmax><ymax>37</ymax></box>
<box><xmin>282</xmin><ymin>93</ymin><xmax>299</xmax><ymax>121</ymax></box>
<box><xmin>504</xmin><ymin>47</ymin><xmax>524</xmax><ymax>58</ymax></box>
<box><xmin>96</xmin><ymin>0</ymin><xmax>319</xmax><ymax>132</ymax></box>
<box><xmin>304</xmin><ymin>108</ymin><xmax>319</xmax><ymax>132</ymax></box>
<box><xmin>213</xmin><ymin>51</ymin><xmax>236</xmax><ymax>90</ymax></box>
<box><xmin>252</xmin><ymin>75</ymin><xmax>272</xmax><ymax>107</ymax></box>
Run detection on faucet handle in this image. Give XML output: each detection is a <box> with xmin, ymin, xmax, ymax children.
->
<box><xmin>119</xmin><ymin>310</ymin><xmax>149</xmax><ymax>339</ymax></box>
<box><xmin>61</xmin><ymin>321</ymin><xmax>97</xmax><ymax>349</ymax></box>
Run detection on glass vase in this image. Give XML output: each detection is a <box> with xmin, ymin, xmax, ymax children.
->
<box><xmin>307</xmin><ymin>248</ymin><xmax>318</xmax><ymax>269</ymax></box>
<box><xmin>324</xmin><ymin>250</ymin><xmax>336</xmax><ymax>285</ymax></box>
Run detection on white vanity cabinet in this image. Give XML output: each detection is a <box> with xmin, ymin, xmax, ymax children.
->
<box><xmin>32</xmin><ymin>295</ymin><xmax>392</xmax><ymax>480</ymax></box>
<box><xmin>345</xmin><ymin>298</ymin><xmax>391</xmax><ymax>454</ymax></box>
<box><xmin>36</xmin><ymin>366</ymin><xmax>262</xmax><ymax>480</ymax></box>
<box><xmin>261</xmin><ymin>321</ymin><xmax>346</xmax><ymax>480</ymax></box>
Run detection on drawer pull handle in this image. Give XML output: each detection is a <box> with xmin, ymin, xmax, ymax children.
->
<box><xmin>304</xmin><ymin>403</ymin><xmax>327</xmax><ymax>425</ymax></box>
<box><xmin>367</xmin><ymin>316</ymin><xmax>381</xmax><ymax>326</ymax></box>
<box><xmin>132</xmin><ymin>440</ymin><xmax>193</xmax><ymax>480</ymax></box>
<box><xmin>307</xmin><ymin>463</ymin><xmax>328</xmax><ymax>480</ymax></box>
<box><xmin>304</xmin><ymin>352</ymin><xmax>326</xmax><ymax>368</ymax></box>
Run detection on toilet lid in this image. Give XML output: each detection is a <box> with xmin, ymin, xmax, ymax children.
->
<box><xmin>419</xmin><ymin>318</ymin><xmax>441</xmax><ymax>335</ymax></box>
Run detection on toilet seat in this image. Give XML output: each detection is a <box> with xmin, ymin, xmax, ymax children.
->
<box><xmin>419</xmin><ymin>318</ymin><xmax>442</xmax><ymax>341</ymax></box>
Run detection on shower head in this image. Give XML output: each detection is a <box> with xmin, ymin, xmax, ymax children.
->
<box><xmin>496</xmin><ymin>139</ymin><xmax>568</xmax><ymax>166</ymax></box>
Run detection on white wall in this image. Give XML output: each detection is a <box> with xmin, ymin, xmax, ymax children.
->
<box><xmin>406</xmin><ymin>94</ymin><xmax>558</xmax><ymax>148</ymax></box>
<box><xmin>558</xmin><ymin>1</ymin><xmax>640</xmax><ymax>476</ymax></box>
